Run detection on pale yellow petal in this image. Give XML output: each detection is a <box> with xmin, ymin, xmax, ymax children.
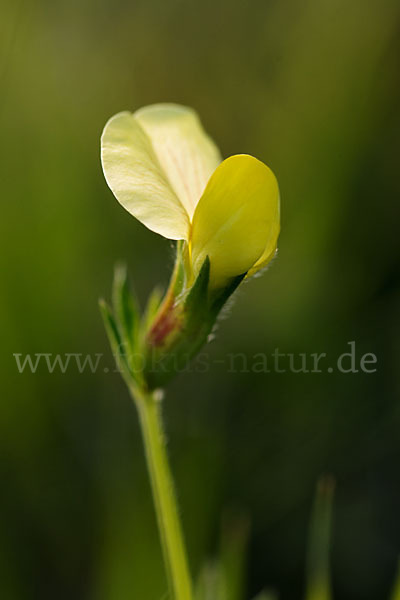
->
<box><xmin>101</xmin><ymin>111</ymin><xmax>190</xmax><ymax>240</ymax></box>
<box><xmin>134</xmin><ymin>104</ymin><xmax>222</xmax><ymax>218</ymax></box>
<box><xmin>191</xmin><ymin>154</ymin><xmax>280</xmax><ymax>289</ymax></box>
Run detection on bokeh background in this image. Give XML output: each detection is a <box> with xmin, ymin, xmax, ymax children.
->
<box><xmin>1</xmin><ymin>0</ymin><xmax>400</xmax><ymax>598</ymax></box>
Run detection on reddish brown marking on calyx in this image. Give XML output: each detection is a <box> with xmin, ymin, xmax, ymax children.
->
<box><xmin>148</xmin><ymin>302</ymin><xmax>182</xmax><ymax>347</ymax></box>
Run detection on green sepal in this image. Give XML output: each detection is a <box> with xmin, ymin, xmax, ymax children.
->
<box><xmin>142</xmin><ymin>285</ymin><xmax>164</xmax><ymax>333</ymax></box>
<box><xmin>144</xmin><ymin>256</ymin><xmax>245</xmax><ymax>389</ymax></box>
<box><xmin>170</xmin><ymin>239</ymin><xmax>189</xmax><ymax>297</ymax></box>
<box><xmin>144</xmin><ymin>257</ymin><xmax>214</xmax><ymax>389</ymax></box>
<box><xmin>111</xmin><ymin>263</ymin><xmax>147</xmax><ymax>382</ymax></box>
<box><xmin>99</xmin><ymin>299</ymin><xmax>131</xmax><ymax>385</ymax></box>
<box><xmin>184</xmin><ymin>255</ymin><xmax>210</xmax><ymax>321</ymax></box>
<box><xmin>141</xmin><ymin>241</ymin><xmax>189</xmax><ymax>339</ymax></box>
<box><xmin>112</xmin><ymin>263</ymin><xmax>140</xmax><ymax>354</ymax></box>
<box><xmin>210</xmin><ymin>271</ymin><xmax>246</xmax><ymax>317</ymax></box>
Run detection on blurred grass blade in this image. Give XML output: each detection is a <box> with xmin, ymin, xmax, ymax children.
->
<box><xmin>306</xmin><ymin>476</ymin><xmax>335</xmax><ymax>600</ymax></box>
<box><xmin>217</xmin><ymin>511</ymin><xmax>250</xmax><ymax>600</ymax></box>
<box><xmin>389</xmin><ymin>560</ymin><xmax>400</xmax><ymax>600</ymax></box>
<box><xmin>195</xmin><ymin>561</ymin><xmax>219</xmax><ymax>600</ymax></box>
<box><xmin>195</xmin><ymin>512</ymin><xmax>249</xmax><ymax>600</ymax></box>
<box><xmin>252</xmin><ymin>591</ymin><xmax>278</xmax><ymax>600</ymax></box>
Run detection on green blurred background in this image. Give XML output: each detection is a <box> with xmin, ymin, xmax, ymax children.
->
<box><xmin>1</xmin><ymin>0</ymin><xmax>400</xmax><ymax>598</ymax></box>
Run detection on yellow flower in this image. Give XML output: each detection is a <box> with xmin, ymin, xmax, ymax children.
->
<box><xmin>101</xmin><ymin>103</ymin><xmax>280</xmax><ymax>289</ymax></box>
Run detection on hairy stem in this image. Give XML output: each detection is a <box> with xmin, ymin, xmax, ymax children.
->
<box><xmin>131</xmin><ymin>386</ymin><xmax>193</xmax><ymax>600</ymax></box>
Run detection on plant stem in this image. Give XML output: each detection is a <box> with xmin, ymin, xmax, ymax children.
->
<box><xmin>131</xmin><ymin>386</ymin><xmax>193</xmax><ymax>600</ymax></box>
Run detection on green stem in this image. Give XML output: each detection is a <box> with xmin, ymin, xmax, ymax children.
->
<box><xmin>131</xmin><ymin>386</ymin><xmax>193</xmax><ymax>600</ymax></box>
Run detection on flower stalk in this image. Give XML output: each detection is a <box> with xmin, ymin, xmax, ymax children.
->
<box><xmin>132</xmin><ymin>386</ymin><xmax>193</xmax><ymax>600</ymax></box>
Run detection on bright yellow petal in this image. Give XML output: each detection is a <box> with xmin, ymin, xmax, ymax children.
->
<box><xmin>134</xmin><ymin>104</ymin><xmax>222</xmax><ymax>218</ymax></box>
<box><xmin>247</xmin><ymin>194</ymin><xmax>280</xmax><ymax>277</ymax></box>
<box><xmin>191</xmin><ymin>154</ymin><xmax>280</xmax><ymax>289</ymax></box>
<box><xmin>101</xmin><ymin>111</ymin><xmax>189</xmax><ymax>240</ymax></box>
